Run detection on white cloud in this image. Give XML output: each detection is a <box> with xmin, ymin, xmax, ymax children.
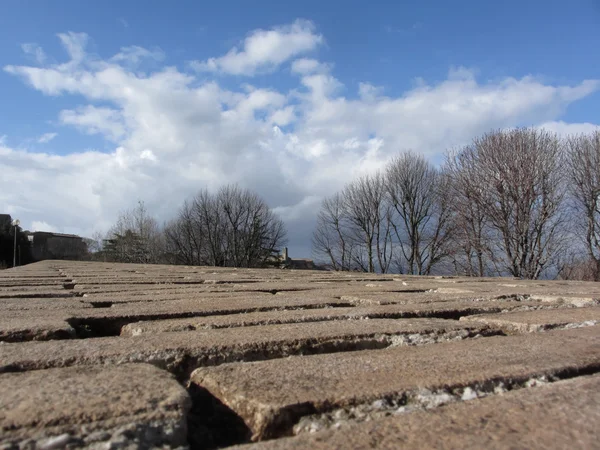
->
<box><xmin>191</xmin><ymin>20</ymin><xmax>323</xmax><ymax>75</ymax></box>
<box><xmin>21</xmin><ymin>43</ymin><xmax>46</xmax><ymax>65</ymax></box>
<box><xmin>110</xmin><ymin>46</ymin><xmax>164</xmax><ymax>66</ymax></box>
<box><xmin>538</xmin><ymin>120</ymin><xmax>600</xmax><ymax>136</ymax></box>
<box><xmin>37</xmin><ymin>132</ymin><xmax>57</xmax><ymax>144</ymax></box>
<box><xmin>291</xmin><ymin>58</ymin><xmax>330</xmax><ymax>75</ymax></box>
<box><xmin>269</xmin><ymin>106</ymin><xmax>296</xmax><ymax>126</ymax></box>
<box><xmin>358</xmin><ymin>82</ymin><xmax>384</xmax><ymax>101</ymax></box>
<box><xmin>139</xmin><ymin>149</ymin><xmax>157</xmax><ymax>162</ymax></box>
<box><xmin>31</xmin><ymin>221</ymin><xmax>58</xmax><ymax>232</ymax></box>
<box><xmin>58</xmin><ymin>32</ymin><xmax>89</xmax><ymax>66</ymax></box>
<box><xmin>60</xmin><ymin>106</ymin><xmax>125</xmax><ymax>141</ymax></box>
<box><xmin>2</xmin><ymin>29</ymin><xmax>599</xmax><ymax>256</ymax></box>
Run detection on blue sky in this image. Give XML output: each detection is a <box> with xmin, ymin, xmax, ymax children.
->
<box><xmin>0</xmin><ymin>0</ymin><xmax>599</xmax><ymax>256</ymax></box>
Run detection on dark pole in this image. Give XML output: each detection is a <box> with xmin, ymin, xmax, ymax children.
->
<box><xmin>12</xmin><ymin>219</ymin><xmax>20</xmax><ymax>268</ymax></box>
<box><xmin>13</xmin><ymin>225</ymin><xmax>17</xmax><ymax>268</ymax></box>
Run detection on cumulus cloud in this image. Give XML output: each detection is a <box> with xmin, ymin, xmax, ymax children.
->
<box><xmin>191</xmin><ymin>20</ymin><xmax>323</xmax><ymax>75</ymax></box>
<box><xmin>537</xmin><ymin>120</ymin><xmax>600</xmax><ymax>136</ymax></box>
<box><xmin>37</xmin><ymin>132</ymin><xmax>57</xmax><ymax>144</ymax></box>
<box><xmin>291</xmin><ymin>58</ymin><xmax>330</xmax><ymax>75</ymax></box>
<box><xmin>60</xmin><ymin>106</ymin><xmax>125</xmax><ymax>141</ymax></box>
<box><xmin>2</xmin><ymin>26</ymin><xmax>599</xmax><ymax>256</ymax></box>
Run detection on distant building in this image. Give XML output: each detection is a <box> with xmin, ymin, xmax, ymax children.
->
<box><xmin>271</xmin><ymin>247</ymin><xmax>320</xmax><ymax>270</ymax></box>
<box><xmin>0</xmin><ymin>214</ymin><xmax>15</xmax><ymax>268</ymax></box>
<box><xmin>0</xmin><ymin>214</ymin><xmax>11</xmax><ymax>227</ymax></box>
<box><xmin>28</xmin><ymin>231</ymin><xmax>88</xmax><ymax>261</ymax></box>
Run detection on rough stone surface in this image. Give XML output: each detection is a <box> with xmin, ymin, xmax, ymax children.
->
<box><xmin>0</xmin><ymin>363</ymin><xmax>190</xmax><ymax>448</ymax></box>
<box><xmin>461</xmin><ymin>307</ymin><xmax>600</xmax><ymax>332</ymax></box>
<box><xmin>1</xmin><ymin>260</ymin><xmax>599</xmax><ymax>449</ymax></box>
<box><xmin>235</xmin><ymin>374</ymin><xmax>600</xmax><ymax>450</ymax></box>
<box><xmin>0</xmin><ymin>314</ymin><xmax>76</xmax><ymax>342</ymax></box>
<box><xmin>191</xmin><ymin>327</ymin><xmax>600</xmax><ymax>440</ymax></box>
<box><xmin>119</xmin><ymin>301</ymin><xmax>546</xmax><ymax>336</ymax></box>
<box><xmin>1</xmin><ymin>318</ymin><xmax>490</xmax><ymax>376</ymax></box>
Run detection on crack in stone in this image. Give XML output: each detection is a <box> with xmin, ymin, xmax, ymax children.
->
<box><xmin>291</xmin><ymin>366</ymin><xmax>600</xmax><ymax>436</ymax></box>
<box><xmin>65</xmin><ymin>303</ymin><xmax>353</xmax><ymax>338</ymax></box>
<box><xmin>510</xmin><ymin>319</ymin><xmax>599</xmax><ymax>333</ymax></box>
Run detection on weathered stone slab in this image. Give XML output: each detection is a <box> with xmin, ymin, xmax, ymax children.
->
<box><xmin>0</xmin><ymin>279</ymin><xmax>73</xmax><ymax>288</ymax></box>
<box><xmin>0</xmin><ymin>297</ymin><xmax>558</xmax><ymax>342</ymax></box>
<box><xmin>347</xmin><ymin>278</ymin><xmax>600</xmax><ymax>297</ymax></box>
<box><xmin>0</xmin><ymin>288</ymin><xmax>79</xmax><ymax>299</ymax></box>
<box><xmin>71</xmin><ymin>282</ymin><xmax>328</xmax><ymax>299</ymax></box>
<box><xmin>527</xmin><ymin>294</ymin><xmax>600</xmax><ymax>307</ymax></box>
<box><xmin>3</xmin><ymin>260</ymin><xmax>600</xmax><ymax>448</ymax></box>
<box><xmin>236</xmin><ymin>374</ymin><xmax>600</xmax><ymax>449</ymax></box>
<box><xmin>342</xmin><ymin>291</ymin><xmax>599</xmax><ymax>307</ymax></box>
<box><xmin>1</xmin><ymin>293</ymin><xmax>342</xmax><ymax>315</ymax></box>
<box><xmin>120</xmin><ymin>306</ymin><xmax>396</xmax><ymax>335</ymax></box>
<box><xmin>0</xmin><ymin>318</ymin><xmax>489</xmax><ymax>377</ymax></box>
<box><xmin>340</xmin><ymin>290</ymin><xmax>524</xmax><ymax>305</ymax></box>
<box><xmin>191</xmin><ymin>327</ymin><xmax>600</xmax><ymax>440</ymax></box>
<box><xmin>0</xmin><ymin>305</ymin><xmax>79</xmax><ymax>343</ymax></box>
<box><xmin>120</xmin><ymin>301</ymin><xmax>557</xmax><ymax>336</ymax></box>
<box><xmin>461</xmin><ymin>307</ymin><xmax>600</xmax><ymax>332</ymax></box>
<box><xmin>78</xmin><ymin>290</ymin><xmax>277</xmax><ymax>304</ymax></box>
<box><xmin>0</xmin><ymin>297</ymin><xmax>90</xmax><ymax>311</ymax></box>
<box><xmin>0</xmin><ymin>296</ymin><xmax>352</xmax><ymax>342</ymax></box>
<box><xmin>0</xmin><ymin>363</ymin><xmax>190</xmax><ymax>448</ymax></box>
<box><xmin>80</xmin><ymin>294</ymin><xmax>350</xmax><ymax>316</ymax></box>
<box><xmin>0</xmin><ymin>314</ymin><xmax>75</xmax><ymax>342</ymax></box>
<box><xmin>0</xmin><ymin>283</ymin><xmax>75</xmax><ymax>292</ymax></box>
<box><xmin>0</xmin><ymin>271</ymin><xmax>66</xmax><ymax>279</ymax></box>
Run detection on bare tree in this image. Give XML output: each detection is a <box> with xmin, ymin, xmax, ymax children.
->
<box><xmin>566</xmin><ymin>130</ymin><xmax>600</xmax><ymax>280</ymax></box>
<box><xmin>556</xmin><ymin>254</ymin><xmax>599</xmax><ymax>281</ymax></box>
<box><xmin>445</xmin><ymin>150</ymin><xmax>498</xmax><ymax>276</ymax></box>
<box><xmin>104</xmin><ymin>201</ymin><xmax>164</xmax><ymax>263</ymax></box>
<box><xmin>312</xmin><ymin>193</ymin><xmax>353</xmax><ymax>271</ymax></box>
<box><xmin>448</xmin><ymin>128</ymin><xmax>566</xmax><ymax>279</ymax></box>
<box><xmin>342</xmin><ymin>172</ymin><xmax>394</xmax><ymax>273</ymax></box>
<box><xmin>166</xmin><ymin>185</ymin><xmax>287</xmax><ymax>267</ymax></box>
<box><xmin>312</xmin><ymin>173</ymin><xmax>393</xmax><ymax>273</ymax></box>
<box><xmin>164</xmin><ymin>200</ymin><xmax>204</xmax><ymax>265</ymax></box>
<box><xmin>218</xmin><ymin>185</ymin><xmax>287</xmax><ymax>267</ymax></box>
<box><xmin>386</xmin><ymin>152</ymin><xmax>452</xmax><ymax>275</ymax></box>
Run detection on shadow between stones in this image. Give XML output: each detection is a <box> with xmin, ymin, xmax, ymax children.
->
<box><xmin>187</xmin><ymin>383</ymin><xmax>252</xmax><ymax>449</ymax></box>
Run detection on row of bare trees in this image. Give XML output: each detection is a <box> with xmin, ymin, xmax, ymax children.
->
<box><xmin>313</xmin><ymin>128</ymin><xmax>600</xmax><ymax>280</ymax></box>
<box><xmin>566</xmin><ymin>132</ymin><xmax>600</xmax><ymax>280</ymax></box>
<box><xmin>312</xmin><ymin>152</ymin><xmax>452</xmax><ymax>275</ymax></box>
<box><xmin>99</xmin><ymin>186</ymin><xmax>287</xmax><ymax>268</ymax></box>
<box><xmin>164</xmin><ymin>185</ymin><xmax>287</xmax><ymax>267</ymax></box>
